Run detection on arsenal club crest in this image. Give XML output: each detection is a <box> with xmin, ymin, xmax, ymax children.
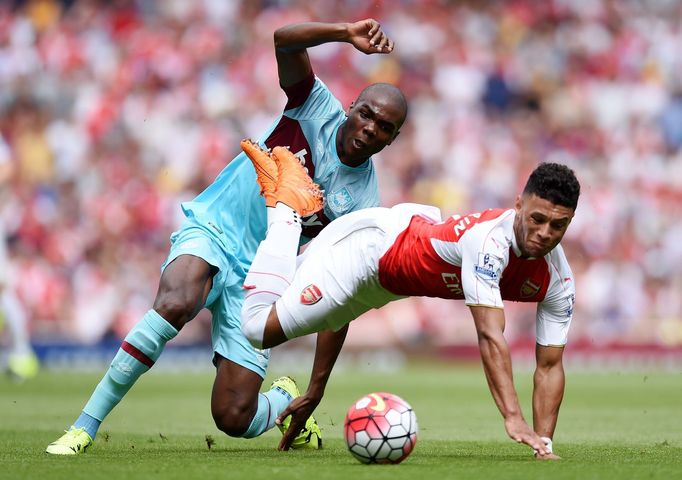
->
<box><xmin>520</xmin><ymin>278</ymin><xmax>541</xmax><ymax>298</ymax></box>
<box><xmin>300</xmin><ymin>284</ymin><xmax>323</xmax><ymax>305</ymax></box>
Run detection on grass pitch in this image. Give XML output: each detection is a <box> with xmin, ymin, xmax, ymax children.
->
<box><xmin>1</xmin><ymin>361</ymin><xmax>681</xmax><ymax>480</ymax></box>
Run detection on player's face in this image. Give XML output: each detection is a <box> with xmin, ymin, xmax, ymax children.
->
<box><xmin>338</xmin><ymin>94</ymin><xmax>403</xmax><ymax>162</ymax></box>
<box><xmin>513</xmin><ymin>194</ymin><xmax>574</xmax><ymax>258</ymax></box>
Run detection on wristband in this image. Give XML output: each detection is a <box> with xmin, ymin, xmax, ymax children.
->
<box><xmin>534</xmin><ymin>436</ymin><xmax>553</xmax><ymax>456</ymax></box>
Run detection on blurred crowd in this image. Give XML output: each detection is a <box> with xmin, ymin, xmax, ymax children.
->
<box><xmin>1</xmin><ymin>0</ymin><xmax>681</xmax><ymax>350</ymax></box>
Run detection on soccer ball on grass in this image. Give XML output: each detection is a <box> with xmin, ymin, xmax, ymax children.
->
<box><xmin>344</xmin><ymin>392</ymin><xmax>418</xmax><ymax>464</ymax></box>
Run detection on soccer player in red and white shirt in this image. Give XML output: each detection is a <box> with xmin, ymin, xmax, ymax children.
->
<box><xmin>241</xmin><ymin>161</ymin><xmax>580</xmax><ymax>458</ymax></box>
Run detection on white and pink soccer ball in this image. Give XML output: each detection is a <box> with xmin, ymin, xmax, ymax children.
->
<box><xmin>344</xmin><ymin>392</ymin><xmax>418</xmax><ymax>464</ymax></box>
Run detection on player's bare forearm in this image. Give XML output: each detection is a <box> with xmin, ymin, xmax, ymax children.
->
<box><xmin>274</xmin><ymin>22</ymin><xmax>346</xmax><ymax>89</ymax></box>
<box><xmin>533</xmin><ymin>345</ymin><xmax>566</xmax><ymax>438</ymax></box>
<box><xmin>306</xmin><ymin>325</ymin><xmax>349</xmax><ymax>399</ymax></box>
<box><xmin>274</xmin><ymin>19</ymin><xmax>393</xmax><ymax>87</ymax></box>
<box><xmin>275</xmin><ymin>20</ymin><xmax>392</xmax><ymax>53</ymax></box>
<box><xmin>274</xmin><ymin>22</ymin><xmax>350</xmax><ymax>53</ymax></box>
<box><xmin>470</xmin><ymin>306</ymin><xmax>550</xmax><ymax>455</ymax></box>
<box><xmin>470</xmin><ymin>306</ymin><xmax>522</xmax><ymax>419</ymax></box>
<box><xmin>277</xmin><ymin>325</ymin><xmax>348</xmax><ymax>450</ymax></box>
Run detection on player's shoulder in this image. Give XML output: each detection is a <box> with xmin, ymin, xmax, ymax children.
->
<box><xmin>543</xmin><ymin>243</ymin><xmax>575</xmax><ymax>295</ymax></box>
<box><xmin>311</xmin><ymin>76</ymin><xmax>339</xmax><ymax>99</ymax></box>
<box><xmin>546</xmin><ymin>243</ymin><xmax>571</xmax><ymax>272</ymax></box>
<box><xmin>288</xmin><ymin>76</ymin><xmax>342</xmax><ymax>115</ymax></box>
<box><xmin>456</xmin><ymin>208</ymin><xmax>515</xmax><ymax>244</ymax></box>
<box><xmin>467</xmin><ymin>208</ymin><xmax>514</xmax><ymax>229</ymax></box>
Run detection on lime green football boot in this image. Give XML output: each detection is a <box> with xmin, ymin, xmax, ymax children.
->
<box><xmin>46</xmin><ymin>426</ymin><xmax>93</xmax><ymax>455</ymax></box>
<box><xmin>7</xmin><ymin>352</ymin><xmax>39</xmax><ymax>381</ymax></box>
<box><xmin>271</xmin><ymin>376</ymin><xmax>322</xmax><ymax>449</ymax></box>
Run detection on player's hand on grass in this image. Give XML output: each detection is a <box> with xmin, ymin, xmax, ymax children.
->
<box><xmin>347</xmin><ymin>19</ymin><xmax>394</xmax><ymax>54</ymax></box>
<box><xmin>504</xmin><ymin>416</ymin><xmax>552</xmax><ymax>457</ymax></box>
<box><xmin>535</xmin><ymin>452</ymin><xmax>562</xmax><ymax>460</ymax></box>
<box><xmin>276</xmin><ymin>393</ymin><xmax>321</xmax><ymax>450</ymax></box>
<box><xmin>533</xmin><ymin>436</ymin><xmax>561</xmax><ymax>460</ymax></box>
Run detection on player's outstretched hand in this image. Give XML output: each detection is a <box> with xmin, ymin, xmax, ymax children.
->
<box><xmin>347</xmin><ymin>19</ymin><xmax>394</xmax><ymax>54</ymax></box>
<box><xmin>504</xmin><ymin>416</ymin><xmax>553</xmax><ymax>457</ymax></box>
<box><xmin>276</xmin><ymin>393</ymin><xmax>321</xmax><ymax>451</ymax></box>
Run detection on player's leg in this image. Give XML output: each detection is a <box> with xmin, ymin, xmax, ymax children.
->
<box><xmin>209</xmin><ymin>284</ymin><xmax>273</xmax><ymax>438</ymax></box>
<box><xmin>47</xmin><ymin>232</ymin><xmax>219</xmax><ymax>454</ymax></box>
<box><xmin>243</xmin><ymin>219</ymin><xmax>399</xmax><ymax>350</ymax></box>
<box><xmin>212</xmin><ymin>355</ymin><xmax>303</xmax><ymax>441</ymax></box>
<box><xmin>239</xmin><ymin>202</ymin><xmax>369</xmax><ymax>349</ymax></box>
<box><xmin>1</xmin><ymin>286</ymin><xmax>39</xmax><ymax>380</ymax></box>
<box><xmin>92</xmin><ymin>255</ymin><xmax>211</xmax><ymax>418</ymax></box>
<box><xmin>212</xmin><ymin>260</ymin><xmax>320</xmax><ymax>447</ymax></box>
<box><xmin>211</xmin><ymin>357</ymin><xmax>321</xmax><ymax>447</ymax></box>
<box><xmin>240</xmin><ymin>203</ymin><xmax>303</xmax><ymax>349</ymax></box>
<box><xmin>211</xmin><ymin>356</ymin><xmax>266</xmax><ymax>436</ymax></box>
<box><xmin>0</xmin><ymin>229</ymin><xmax>38</xmax><ymax>380</ymax></box>
<box><xmin>240</xmin><ymin>208</ymin><xmax>341</xmax><ymax>349</ymax></box>
<box><xmin>239</xmin><ymin>141</ymin><xmax>311</xmax><ymax>349</ymax></box>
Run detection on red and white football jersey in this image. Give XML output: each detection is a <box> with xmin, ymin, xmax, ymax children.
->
<box><xmin>378</xmin><ymin>208</ymin><xmax>575</xmax><ymax>346</ymax></box>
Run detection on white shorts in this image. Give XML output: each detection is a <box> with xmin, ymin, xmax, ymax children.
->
<box><xmin>276</xmin><ymin>203</ymin><xmax>442</xmax><ymax>339</ymax></box>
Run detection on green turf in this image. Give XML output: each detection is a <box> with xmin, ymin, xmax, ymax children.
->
<box><xmin>1</xmin><ymin>362</ymin><xmax>681</xmax><ymax>480</ymax></box>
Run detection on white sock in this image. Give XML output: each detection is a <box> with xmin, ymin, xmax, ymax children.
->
<box><xmin>241</xmin><ymin>215</ymin><xmax>302</xmax><ymax>347</ymax></box>
<box><xmin>267</xmin><ymin>203</ymin><xmax>300</xmax><ymax>230</ymax></box>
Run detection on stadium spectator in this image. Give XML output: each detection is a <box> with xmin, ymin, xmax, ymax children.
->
<box><xmin>0</xmin><ymin>133</ymin><xmax>39</xmax><ymax>380</ymax></box>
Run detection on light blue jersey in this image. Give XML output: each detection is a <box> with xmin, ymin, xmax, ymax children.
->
<box><xmin>163</xmin><ymin>74</ymin><xmax>380</xmax><ymax>376</ymax></box>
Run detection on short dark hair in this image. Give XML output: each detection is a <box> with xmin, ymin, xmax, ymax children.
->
<box><xmin>357</xmin><ymin>83</ymin><xmax>408</xmax><ymax>126</ymax></box>
<box><xmin>523</xmin><ymin>162</ymin><xmax>580</xmax><ymax>210</ymax></box>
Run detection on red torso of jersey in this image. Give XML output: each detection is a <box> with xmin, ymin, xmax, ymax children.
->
<box><xmin>378</xmin><ymin>209</ymin><xmax>551</xmax><ymax>303</ymax></box>
<box><xmin>499</xmin><ymin>251</ymin><xmax>551</xmax><ymax>302</ymax></box>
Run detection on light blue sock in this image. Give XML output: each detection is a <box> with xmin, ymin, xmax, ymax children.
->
<box><xmin>79</xmin><ymin>310</ymin><xmax>178</xmax><ymax>439</ymax></box>
<box><xmin>73</xmin><ymin>412</ymin><xmax>100</xmax><ymax>440</ymax></box>
<box><xmin>242</xmin><ymin>386</ymin><xmax>293</xmax><ymax>438</ymax></box>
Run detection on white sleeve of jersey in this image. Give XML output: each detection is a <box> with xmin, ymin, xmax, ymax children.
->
<box><xmin>461</xmin><ymin>223</ymin><xmax>508</xmax><ymax>308</ymax></box>
<box><xmin>535</xmin><ymin>247</ymin><xmax>575</xmax><ymax>346</ymax></box>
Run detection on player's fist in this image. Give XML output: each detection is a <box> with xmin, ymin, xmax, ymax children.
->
<box><xmin>347</xmin><ymin>19</ymin><xmax>394</xmax><ymax>54</ymax></box>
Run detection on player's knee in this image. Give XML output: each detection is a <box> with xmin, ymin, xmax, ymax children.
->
<box><xmin>240</xmin><ymin>308</ymin><xmax>267</xmax><ymax>349</ymax></box>
<box><xmin>152</xmin><ymin>294</ymin><xmax>196</xmax><ymax>329</ymax></box>
<box><xmin>154</xmin><ymin>255</ymin><xmax>214</xmax><ymax>324</ymax></box>
<box><xmin>212</xmin><ymin>404</ymin><xmax>253</xmax><ymax>438</ymax></box>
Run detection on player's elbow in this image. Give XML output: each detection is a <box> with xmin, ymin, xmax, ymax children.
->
<box><xmin>471</xmin><ymin>307</ymin><xmax>506</xmax><ymax>345</ymax></box>
<box><xmin>273</xmin><ymin>28</ymin><xmax>283</xmax><ymax>49</ymax></box>
<box><xmin>273</xmin><ymin>26</ymin><xmax>293</xmax><ymax>51</ymax></box>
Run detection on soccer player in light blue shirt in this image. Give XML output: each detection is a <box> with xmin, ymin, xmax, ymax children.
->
<box><xmin>47</xmin><ymin>19</ymin><xmax>407</xmax><ymax>454</ymax></box>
